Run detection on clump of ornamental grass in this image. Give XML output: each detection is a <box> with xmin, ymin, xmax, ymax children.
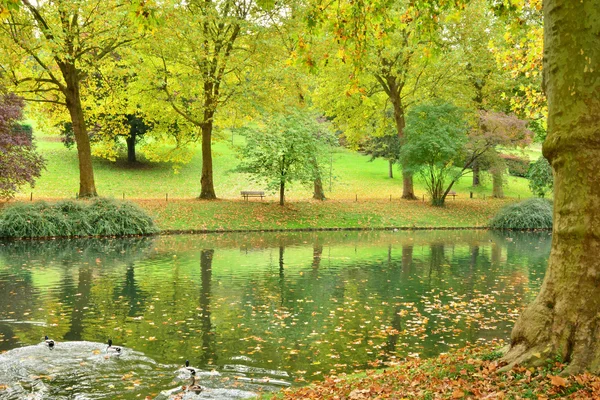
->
<box><xmin>489</xmin><ymin>198</ymin><xmax>553</xmax><ymax>230</ymax></box>
<box><xmin>0</xmin><ymin>198</ymin><xmax>158</xmax><ymax>238</ymax></box>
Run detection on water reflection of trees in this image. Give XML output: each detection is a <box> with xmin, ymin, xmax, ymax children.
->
<box><xmin>0</xmin><ymin>237</ymin><xmax>154</xmax><ymax>347</ymax></box>
<box><xmin>0</xmin><ymin>231</ymin><xmax>553</xmax><ymax>381</ymax></box>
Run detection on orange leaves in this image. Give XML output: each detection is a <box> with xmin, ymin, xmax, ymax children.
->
<box><xmin>271</xmin><ymin>342</ymin><xmax>600</xmax><ymax>400</ymax></box>
<box><xmin>548</xmin><ymin>374</ymin><xmax>567</xmax><ymax>387</ymax></box>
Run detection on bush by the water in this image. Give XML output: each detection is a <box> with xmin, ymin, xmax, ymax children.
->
<box><xmin>489</xmin><ymin>198</ymin><xmax>553</xmax><ymax>229</ymax></box>
<box><xmin>0</xmin><ymin>198</ymin><xmax>159</xmax><ymax>238</ymax></box>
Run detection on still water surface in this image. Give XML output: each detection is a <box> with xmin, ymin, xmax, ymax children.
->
<box><xmin>0</xmin><ymin>230</ymin><xmax>551</xmax><ymax>399</ymax></box>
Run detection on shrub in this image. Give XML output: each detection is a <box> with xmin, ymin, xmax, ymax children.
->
<box><xmin>500</xmin><ymin>154</ymin><xmax>530</xmax><ymax>177</ymax></box>
<box><xmin>528</xmin><ymin>156</ymin><xmax>553</xmax><ymax>198</ymax></box>
<box><xmin>0</xmin><ymin>198</ymin><xmax>159</xmax><ymax>238</ymax></box>
<box><xmin>489</xmin><ymin>198</ymin><xmax>553</xmax><ymax>230</ymax></box>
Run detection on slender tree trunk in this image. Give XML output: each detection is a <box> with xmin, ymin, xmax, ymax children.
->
<box><xmin>472</xmin><ymin>161</ymin><xmax>480</xmax><ymax>186</ymax></box>
<box><xmin>65</xmin><ymin>82</ymin><xmax>97</xmax><ymax>198</ymax></box>
<box><xmin>199</xmin><ymin>121</ymin><xmax>217</xmax><ymax>199</ymax></box>
<box><xmin>492</xmin><ymin>168</ymin><xmax>504</xmax><ymax>198</ymax></box>
<box><xmin>388</xmin><ymin>159</ymin><xmax>394</xmax><ymax>179</ymax></box>
<box><xmin>503</xmin><ymin>0</ymin><xmax>600</xmax><ymax>374</ymax></box>
<box><xmin>279</xmin><ymin>181</ymin><xmax>285</xmax><ymax>206</ymax></box>
<box><xmin>126</xmin><ymin>132</ymin><xmax>137</xmax><ymax>163</ymax></box>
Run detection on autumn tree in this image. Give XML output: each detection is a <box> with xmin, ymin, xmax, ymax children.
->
<box><xmin>502</xmin><ymin>0</ymin><xmax>600</xmax><ymax>375</ymax></box>
<box><xmin>312</xmin><ymin>0</ymin><xmax>465</xmax><ymax>200</ymax></box>
<box><xmin>470</xmin><ymin>111</ymin><xmax>533</xmax><ymax>198</ymax></box>
<box><xmin>0</xmin><ymin>0</ymin><xmax>142</xmax><ymax>197</ymax></box>
<box><xmin>0</xmin><ymin>92</ymin><xmax>45</xmax><ymax>198</ymax></box>
<box><xmin>136</xmin><ymin>0</ymin><xmax>279</xmax><ymax>199</ymax></box>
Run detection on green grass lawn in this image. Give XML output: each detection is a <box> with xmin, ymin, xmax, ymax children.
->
<box><xmin>138</xmin><ymin>197</ymin><xmax>513</xmax><ymax>231</ymax></box>
<box><xmin>21</xmin><ymin>130</ymin><xmax>538</xmax><ymax>202</ymax></box>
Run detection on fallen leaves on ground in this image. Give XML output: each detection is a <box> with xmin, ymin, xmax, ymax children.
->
<box><xmin>262</xmin><ymin>344</ymin><xmax>600</xmax><ymax>399</ymax></box>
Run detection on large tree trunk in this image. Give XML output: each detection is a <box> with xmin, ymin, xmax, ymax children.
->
<box><xmin>313</xmin><ymin>176</ymin><xmax>326</xmax><ymax>200</ymax></box>
<box><xmin>387</xmin><ymin>75</ymin><xmax>416</xmax><ymax>200</ymax></box>
<box><xmin>502</xmin><ymin>0</ymin><xmax>600</xmax><ymax>375</ymax></box>
<box><xmin>472</xmin><ymin>161</ymin><xmax>480</xmax><ymax>186</ymax></box>
<box><xmin>492</xmin><ymin>168</ymin><xmax>504</xmax><ymax>198</ymax></box>
<box><xmin>401</xmin><ymin>169</ymin><xmax>417</xmax><ymax>200</ymax></box>
<box><xmin>65</xmin><ymin>82</ymin><xmax>97</xmax><ymax>198</ymax></box>
<box><xmin>199</xmin><ymin>121</ymin><xmax>217</xmax><ymax>199</ymax></box>
<box><xmin>126</xmin><ymin>132</ymin><xmax>136</xmax><ymax>163</ymax></box>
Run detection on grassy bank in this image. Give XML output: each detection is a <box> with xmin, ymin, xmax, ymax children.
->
<box><xmin>135</xmin><ymin>198</ymin><xmax>513</xmax><ymax>231</ymax></box>
<box><xmin>19</xmin><ymin>131</ymin><xmax>538</xmax><ymax>202</ymax></box>
<box><xmin>260</xmin><ymin>342</ymin><xmax>600</xmax><ymax>399</ymax></box>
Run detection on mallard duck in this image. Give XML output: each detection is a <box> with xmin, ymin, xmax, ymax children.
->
<box><xmin>106</xmin><ymin>339</ymin><xmax>122</xmax><ymax>355</ymax></box>
<box><xmin>184</xmin><ymin>360</ymin><xmax>203</xmax><ymax>394</ymax></box>
<box><xmin>44</xmin><ymin>335</ymin><xmax>55</xmax><ymax>349</ymax></box>
<box><xmin>184</xmin><ymin>360</ymin><xmax>195</xmax><ymax>374</ymax></box>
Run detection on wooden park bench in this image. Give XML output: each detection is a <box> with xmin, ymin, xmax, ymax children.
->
<box><xmin>241</xmin><ymin>190</ymin><xmax>265</xmax><ymax>201</ymax></box>
<box><xmin>447</xmin><ymin>190</ymin><xmax>458</xmax><ymax>200</ymax></box>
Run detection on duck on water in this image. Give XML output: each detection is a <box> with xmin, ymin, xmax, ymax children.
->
<box><xmin>184</xmin><ymin>360</ymin><xmax>203</xmax><ymax>394</ymax></box>
<box><xmin>44</xmin><ymin>335</ymin><xmax>55</xmax><ymax>349</ymax></box>
<box><xmin>106</xmin><ymin>339</ymin><xmax>122</xmax><ymax>355</ymax></box>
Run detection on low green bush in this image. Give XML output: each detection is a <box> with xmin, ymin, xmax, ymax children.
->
<box><xmin>0</xmin><ymin>198</ymin><xmax>159</xmax><ymax>238</ymax></box>
<box><xmin>489</xmin><ymin>198</ymin><xmax>553</xmax><ymax>230</ymax></box>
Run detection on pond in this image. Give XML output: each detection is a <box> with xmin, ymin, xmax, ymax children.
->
<box><xmin>0</xmin><ymin>230</ymin><xmax>551</xmax><ymax>399</ymax></box>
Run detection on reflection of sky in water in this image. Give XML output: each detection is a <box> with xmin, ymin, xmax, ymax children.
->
<box><xmin>0</xmin><ymin>231</ymin><xmax>551</xmax><ymax>399</ymax></box>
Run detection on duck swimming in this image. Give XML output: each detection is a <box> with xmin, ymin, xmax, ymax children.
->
<box><xmin>184</xmin><ymin>360</ymin><xmax>203</xmax><ymax>394</ymax></box>
<box><xmin>44</xmin><ymin>335</ymin><xmax>55</xmax><ymax>349</ymax></box>
<box><xmin>106</xmin><ymin>339</ymin><xmax>122</xmax><ymax>355</ymax></box>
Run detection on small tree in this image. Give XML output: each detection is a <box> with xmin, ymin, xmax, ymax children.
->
<box><xmin>237</xmin><ymin>111</ymin><xmax>331</xmax><ymax>206</ymax></box>
<box><xmin>0</xmin><ymin>93</ymin><xmax>45</xmax><ymax>198</ymax></box>
<box><xmin>528</xmin><ymin>156</ymin><xmax>553</xmax><ymax>198</ymax></box>
<box><xmin>363</xmin><ymin>132</ymin><xmax>401</xmax><ymax>179</ymax></box>
<box><xmin>400</xmin><ymin>103</ymin><xmax>470</xmax><ymax>206</ymax></box>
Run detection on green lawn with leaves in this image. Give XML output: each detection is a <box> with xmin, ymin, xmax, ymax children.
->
<box><xmin>10</xmin><ymin>131</ymin><xmax>542</xmax><ymax>231</ymax></box>
<box><xmin>25</xmin><ymin>131</ymin><xmax>539</xmax><ymax>202</ymax></box>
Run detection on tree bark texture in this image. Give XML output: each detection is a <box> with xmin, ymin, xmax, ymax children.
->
<box><xmin>492</xmin><ymin>168</ymin><xmax>504</xmax><ymax>198</ymax></box>
<box><xmin>387</xmin><ymin>77</ymin><xmax>416</xmax><ymax>199</ymax></box>
<box><xmin>502</xmin><ymin>0</ymin><xmax>600</xmax><ymax>375</ymax></box>
<box><xmin>388</xmin><ymin>159</ymin><xmax>394</xmax><ymax>179</ymax></box>
<box><xmin>402</xmin><ymin>170</ymin><xmax>417</xmax><ymax>200</ymax></box>
<box><xmin>472</xmin><ymin>161</ymin><xmax>480</xmax><ymax>186</ymax></box>
<box><xmin>199</xmin><ymin>121</ymin><xmax>217</xmax><ymax>199</ymax></box>
<box><xmin>64</xmin><ymin>78</ymin><xmax>97</xmax><ymax>198</ymax></box>
<box><xmin>126</xmin><ymin>132</ymin><xmax>137</xmax><ymax>163</ymax></box>
<box><xmin>279</xmin><ymin>181</ymin><xmax>285</xmax><ymax>206</ymax></box>
<box><xmin>313</xmin><ymin>175</ymin><xmax>326</xmax><ymax>200</ymax></box>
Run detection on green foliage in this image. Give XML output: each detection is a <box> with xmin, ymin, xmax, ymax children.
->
<box><xmin>236</xmin><ymin>110</ymin><xmax>334</xmax><ymax>205</ymax></box>
<box><xmin>488</xmin><ymin>198</ymin><xmax>552</xmax><ymax>230</ymax></box>
<box><xmin>0</xmin><ymin>198</ymin><xmax>158</xmax><ymax>238</ymax></box>
<box><xmin>400</xmin><ymin>102</ymin><xmax>469</xmax><ymax>206</ymax></box>
<box><xmin>501</xmin><ymin>153</ymin><xmax>530</xmax><ymax>177</ymax></box>
<box><xmin>528</xmin><ymin>156</ymin><xmax>553</xmax><ymax>198</ymax></box>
